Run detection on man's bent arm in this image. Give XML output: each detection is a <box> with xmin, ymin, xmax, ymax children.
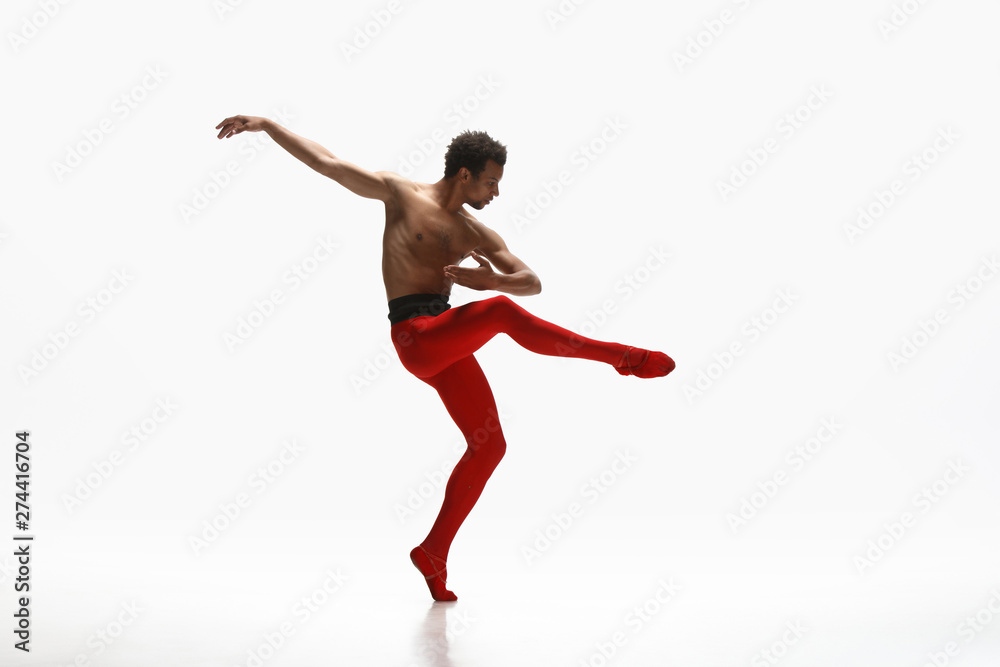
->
<box><xmin>471</xmin><ymin>223</ymin><xmax>542</xmax><ymax>296</ymax></box>
<box><xmin>492</xmin><ymin>269</ymin><xmax>542</xmax><ymax>297</ymax></box>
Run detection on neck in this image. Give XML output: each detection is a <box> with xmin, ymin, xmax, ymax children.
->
<box><xmin>428</xmin><ymin>177</ymin><xmax>467</xmax><ymax>212</ymax></box>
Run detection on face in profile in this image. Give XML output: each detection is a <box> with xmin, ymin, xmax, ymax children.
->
<box><xmin>464</xmin><ymin>159</ymin><xmax>503</xmax><ymax>210</ymax></box>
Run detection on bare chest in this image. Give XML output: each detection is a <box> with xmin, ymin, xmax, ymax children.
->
<box><xmin>415</xmin><ymin>225</ymin><xmax>456</xmax><ymax>254</ymax></box>
<box><xmin>404</xmin><ymin>208</ymin><xmax>477</xmax><ymax>263</ymax></box>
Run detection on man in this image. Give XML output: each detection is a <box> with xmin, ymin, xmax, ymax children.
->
<box><xmin>215</xmin><ymin>115</ymin><xmax>675</xmax><ymax>601</ymax></box>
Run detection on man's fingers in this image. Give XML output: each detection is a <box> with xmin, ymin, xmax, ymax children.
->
<box><xmin>215</xmin><ymin>116</ymin><xmax>246</xmax><ymax>138</ymax></box>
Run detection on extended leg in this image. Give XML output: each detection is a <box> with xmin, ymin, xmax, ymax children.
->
<box><xmin>410</xmin><ymin>354</ymin><xmax>507</xmax><ymax>601</ymax></box>
<box><xmin>392</xmin><ymin>294</ymin><xmax>675</xmax><ymax>379</ymax></box>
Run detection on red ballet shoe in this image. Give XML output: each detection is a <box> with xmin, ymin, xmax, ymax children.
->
<box><xmin>615</xmin><ymin>346</ymin><xmax>675</xmax><ymax>378</ymax></box>
<box><xmin>410</xmin><ymin>545</ymin><xmax>458</xmax><ymax>602</ymax></box>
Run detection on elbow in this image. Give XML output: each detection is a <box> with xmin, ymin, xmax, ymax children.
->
<box><xmin>532</xmin><ymin>274</ymin><xmax>542</xmax><ymax>295</ymax></box>
<box><xmin>312</xmin><ymin>155</ymin><xmax>339</xmax><ymax>178</ymax></box>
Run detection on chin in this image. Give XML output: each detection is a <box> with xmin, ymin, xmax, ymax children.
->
<box><xmin>470</xmin><ymin>201</ymin><xmax>485</xmax><ymax>210</ymax></box>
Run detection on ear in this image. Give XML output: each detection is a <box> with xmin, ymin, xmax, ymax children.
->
<box><xmin>458</xmin><ymin>167</ymin><xmax>471</xmax><ymax>183</ymax></box>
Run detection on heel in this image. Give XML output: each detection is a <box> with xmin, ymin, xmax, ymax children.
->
<box><xmin>410</xmin><ymin>546</ymin><xmax>447</xmax><ymax>580</ymax></box>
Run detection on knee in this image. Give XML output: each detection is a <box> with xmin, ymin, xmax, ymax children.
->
<box><xmin>489</xmin><ymin>294</ymin><xmax>521</xmax><ymax>321</ymax></box>
<box><xmin>485</xmin><ymin>439</ymin><xmax>507</xmax><ymax>467</ymax></box>
<box><xmin>490</xmin><ymin>294</ymin><xmax>515</xmax><ymax>310</ymax></box>
<box><xmin>468</xmin><ymin>432</ymin><xmax>506</xmax><ymax>467</ymax></box>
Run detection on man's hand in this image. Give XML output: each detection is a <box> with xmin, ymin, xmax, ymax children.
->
<box><xmin>216</xmin><ymin>115</ymin><xmax>269</xmax><ymax>139</ymax></box>
<box><xmin>444</xmin><ymin>251</ymin><xmax>497</xmax><ymax>291</ymax></box>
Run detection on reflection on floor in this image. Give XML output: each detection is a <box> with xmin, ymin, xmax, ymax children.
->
<box><xmin>16</xmin><ymin>531</ymin><xmax>1000</xmax><ymax>667</ymax></box>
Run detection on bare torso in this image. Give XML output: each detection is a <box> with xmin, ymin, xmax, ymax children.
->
<box><xmin>381</xmin><ymin>176</ymin><xmax>486</xmax><ymax>301</ymax></box>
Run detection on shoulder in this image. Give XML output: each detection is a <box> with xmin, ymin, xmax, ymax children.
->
<box><xmin>458</xmin><ymin>206</ymin><xmax>486</xmax><ymax>234</ymax></box>
<box><xmin>459</xmin><ymin>208</ymin><xmax>506</xmax><ymax>251</ymax></box>
<box><xmin>377</xmin><ymin>171</ymin><xmax>418</xmax><ymax>191</ymax></box>
<box><xmin>377</xmin><ymin>173</ymin><xmax>422</xmax><ymax>215</ymax></box>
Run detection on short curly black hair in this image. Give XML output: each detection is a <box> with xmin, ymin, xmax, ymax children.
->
<box><xmin>443</xmin><ymin>130</ymin><xmax>507</xmax><ymax>179</ymax></box>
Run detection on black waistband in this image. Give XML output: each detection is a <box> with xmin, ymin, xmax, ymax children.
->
<box><xmin>387</xmin><ymin>293</ymin><xmax>451</xmax><ymax>324</ymax></box>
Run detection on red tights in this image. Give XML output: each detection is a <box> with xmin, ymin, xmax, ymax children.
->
<box><xmin>390</xmin><ymin>294</ymin><xmax>673</xmax><ymax>600</ymax></box>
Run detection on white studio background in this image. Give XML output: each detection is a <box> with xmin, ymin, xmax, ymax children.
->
<box><xmin>2</xmin><ymin>0</ymin><xmax>1000</xmax><ymax>666</ymax></box>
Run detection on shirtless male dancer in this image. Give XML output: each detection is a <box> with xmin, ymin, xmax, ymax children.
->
<box><xmin>215</xmin><ymin>115</ymin><xmax>676</xmax><ymax>601</ymax></box>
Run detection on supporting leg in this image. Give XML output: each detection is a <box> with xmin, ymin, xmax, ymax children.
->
<box><xmin>410</xmin><ymin>354</ymin><xmax>506</xmax><ymax>601</ymax></box>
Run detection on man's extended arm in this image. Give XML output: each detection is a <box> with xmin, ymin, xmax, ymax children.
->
<box><xmin>215</xmin><ymin>115</ymin><xmax>391</xmax><ymax>201</ymax></box>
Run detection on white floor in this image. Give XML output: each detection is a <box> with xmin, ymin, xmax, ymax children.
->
<box><xmin>10</xmin><ymin>528</ymin><xmax>1000</xmax><ymax>666</ymax></box>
